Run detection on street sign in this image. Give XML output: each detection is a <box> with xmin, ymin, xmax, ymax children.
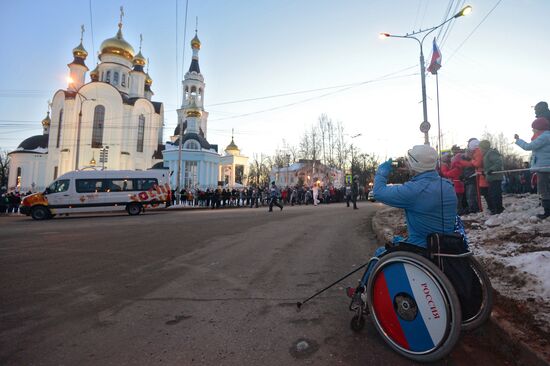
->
<box><xmin>99</xmin><ymin>148</ymin><xmax>109</xmax><ymax>163</ymax></box>
<box><xmin>420</xmin><ymin>121</ymin><xmax>431</xmax><ymax>133</ymax></box>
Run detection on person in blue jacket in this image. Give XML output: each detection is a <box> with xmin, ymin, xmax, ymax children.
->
<box><xmin>514</xmin><ymin>117</ymin><xmax>550</xmax><ymax>219</ymax></box>
<box><xmin>349</xmin><ymin>145</ymin><xmax>457</xmax><ymax>310</ymax></box>
<box><xmin>373</xmin><ymin>144</ymin><xmax>457</xmax><ymax>247</ymax></box>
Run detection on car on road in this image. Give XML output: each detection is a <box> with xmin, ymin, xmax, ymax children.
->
<box><xmin>20</xmin><ymin>170</ymin><xmax>172</xmax><ymax>220</ymax></box>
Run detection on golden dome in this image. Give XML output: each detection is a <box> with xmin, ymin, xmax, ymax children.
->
<box><xmin>191</xmin><ymin>34</ymin><xmax>201</xmax><ymax>50</ymax></box>
<box><xmin>132</xmin><ymin>50</ymin><xmax>146</xmax><ymax>66</ymax></box>
<box><xmin>225</xmin><ymin>138</ymin><xmax>239</xmax><ymax>152</ymax></box>
<box><xmin>100</xmin><ymin>26</ymin><xmax>135</xmax><ymax>60</ymax></box>
<box><xmin>145</xmin><ymin>72</ymin><xmax>153</xmax><ymax>85</ymax></box>
<box><xmin>90</xmin><ymin>65</ymin><xmax>99</xmax><ymax>80</ymax></box>
<box><xmin>186</xmin><ymin>107</ymin><xmax>202</xmax><ymax>118</ymax></box>
<box><xmin>41</xmin><ymin>111</ymin><xmax>51</xmax><ymax>127</ymax></box>
<box><xmin>72</xmin><ymin>42</ymin><xmax>88</xmax><ymax>59</ymax></box>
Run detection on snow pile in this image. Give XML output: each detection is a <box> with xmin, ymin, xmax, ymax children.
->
<box><xmin>461</xmin><ymin>194</ymin><xmax>550</xmax><ymax>332</ymax></box>
<box><xmin>373</xmin><ymin>193</ymin><xmax>550</xmax><ymax>333</ymax></box>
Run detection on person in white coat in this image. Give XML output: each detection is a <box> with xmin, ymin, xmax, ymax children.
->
<box><xmin>312</xmin><ymin>183</ymin><xmax>319</xmax><ymax>206</ymax></box>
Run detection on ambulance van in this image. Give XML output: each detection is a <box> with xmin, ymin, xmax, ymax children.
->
<box><xmin>20</xmin><ymin>170</ymin><xmax>172</xmax><ymax>220</ymax></box>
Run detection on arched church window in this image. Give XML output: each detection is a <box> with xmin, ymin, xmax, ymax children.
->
<box><xmin>91</xmin><ymin>105</ymin><xmax>105</xmax><ymax>148</ymax></box>
<box><xmin>113</xmin><ymin>72</ymin><xmax>119</xmax><ymax>86</ymax></box>
<box><xmin>100</xmin><ymin>71</ymin><xmax>104</xmax><ymax>81</ymax></box>
<box><xmin>137</xmin><ymin>114</ymin><xmax>145</xmax><ymax>153</ymax></box>
<box><xmin>190</xmin><ymin>86</ymin><xmax>197</xmax><ymax>97</ymax></box>
<box><xmin>184</xmin><ymin>140</ymin><xmax>200</xmax><ymax>150</ymax></box>
<box><xmin>16</xmin><ymin>167</ymin><xmax>22</xmax><ymax>190</ymax></box>
<box><xmin>105</xmin><ymin>71</ymin><xmax>111</xmax><ymax>83</ymax></box>
<box><xmin>56</xmin><ymin>109</ymin><xmax>63</xmax><ymax>148</ymax></box>
<box><xmin>121</xmin><ymin>73</ymin><xmax>126</xmax><ymax>87</ymax></box>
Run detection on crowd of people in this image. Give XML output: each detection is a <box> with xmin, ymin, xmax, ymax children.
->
<box><xmin>170</xmin><ymin>180</ymin><xmax>367</xmax><ymax>210</ymax></box>
<box><xmin>0</xmin><ymin>190</ymin><xmax>25</xmax><ymax>215</ymax></box>
<box><xmin>439</xmin><ymin>101</ymin><xmax>550</xmax><ymax>219</ymax></box>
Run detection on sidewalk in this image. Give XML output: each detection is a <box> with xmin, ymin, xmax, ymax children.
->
<box><xmin>371</xmin><ymin>205</ymin><xmax>550</xmax><ymax>366</ymax></box>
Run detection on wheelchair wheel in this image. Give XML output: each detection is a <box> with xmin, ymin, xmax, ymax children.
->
<box><xmin>366</xmin><ymin>251</ymin><xmax>462</xmax><ymax>363</ymax></box>
<box><xmin>461</xmin><ymin>257</ymin><xmax>494</xmax><ymax>331</ymax></box>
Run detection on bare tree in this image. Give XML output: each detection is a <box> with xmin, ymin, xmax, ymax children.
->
<box><xmin>248</xmin><ymin>153</ymin><xmax>270</xmax><ymax>187</ymax></box>
<box><xmin>334</xmin><ymin>121</ymin><xmax>349</xmax><ymax>172</ymax></box>
<box><xmin>0</xmin><ymin>150</ymin><xmax>9</xmax><ymax>189</ymax></box>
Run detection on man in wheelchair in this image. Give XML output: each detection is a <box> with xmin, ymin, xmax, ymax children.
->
<box><xmin>349</xmin><ymin>144</ymin><xmax>458</xmax><ymax>309</ymax></box>
<box><xmin>330</xmin><ymin>144</ymin><xmax>490</xmax><ymax>362</ymax></box>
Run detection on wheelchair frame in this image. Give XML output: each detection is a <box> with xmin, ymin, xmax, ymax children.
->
<box><xmin>348</xmin><ymin>245</ymin><xmax>493</xmax><ymax>362</ymax></box>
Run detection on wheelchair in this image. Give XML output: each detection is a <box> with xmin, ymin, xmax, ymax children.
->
<box><xmin>347</xmin><ymin>233</ymin><xmax>493</xmax><ymax>363</ymax></box>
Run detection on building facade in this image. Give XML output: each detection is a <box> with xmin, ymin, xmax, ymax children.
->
<box><xmin>162</xmin><ymin>32</ymin><xmax>248</xmax><ymax>190</ymax></box>
<box><xmin>8</xmin><ymin>12</ymin><xmax>248</xmax><ymax>193</ymax></box>
<box><xmin>8</xmin><ymin>15</ymin><xmax>164</xmax><ymax>192</ymax></box>
<box><xmin>271</xmin><ymin>159</ymin><xmax>344</xmax><ymax>188</ymax></box>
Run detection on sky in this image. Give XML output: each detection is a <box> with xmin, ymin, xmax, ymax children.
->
<box><xmin>1</xmin><ymin>0</ymin><xmax>549</xmax><ymax>161</ymax></box>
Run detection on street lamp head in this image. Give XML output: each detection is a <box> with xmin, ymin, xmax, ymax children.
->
<box><xmin>454</xmin><ymin>5</ymin><xmax>472</xmax><ymax>18</ymax></box>
<box><xmin>379</xmin><ymin>32</ymin><xmax>391</xmax><ymax>38</ymax></box>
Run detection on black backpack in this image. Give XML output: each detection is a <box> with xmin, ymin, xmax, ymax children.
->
<box><xmin>427</xmin><ymin>233</ymin><xmax>483</xmax><ymax>320</ymax></box>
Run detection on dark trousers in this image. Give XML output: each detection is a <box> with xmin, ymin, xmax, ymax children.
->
<box><xmin>456</xmin><ymin>193</ymin><xmax>466</xmax><ymax>215</ymax></box>
<box><xmin>488</xmin><ymin>180</ymin><xmax>503</xmax><ymax>214</ymax></box>
<box><xmin>269</xmin><ymin>197</ymin><xmax>282</xmax><ymax>211</ymax></box>
<box><xmin>351</xmin><ymin>194</ymin><xmax>358</xmax><ymax>209</ymax></box>
<box><xmin>480</xmin><ymin>186</ymin><xmax>490</xmax><ymax>212</ymax></box>
<box><xmin>464</xmin><ymin>181</ymin><xmax>479</xmax><ymax>213</ymax></box>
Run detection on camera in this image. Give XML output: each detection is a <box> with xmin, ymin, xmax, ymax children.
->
<box><xmin>391</xmin><ymin>160</ymin><xmax>405</xmax><ymax>168</ymax></box>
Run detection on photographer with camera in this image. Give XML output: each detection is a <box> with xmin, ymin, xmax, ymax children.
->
<box><xmin>373</xmin><ymin>144</ymin><xmax>457</xmax><ymax>247</ymax></box>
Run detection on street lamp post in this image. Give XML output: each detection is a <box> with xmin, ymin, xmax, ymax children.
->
<box><xmin>349</xmin><ymin>133</ymin><xmax>362</xmax><ymax>177</ymax></box>
<box><xmin>74</xmin><ymin>92</ymin><xmax>96</xmax><ymax>170</ymax></box>
<box><xmin>380</xmin><ymin>5</ymin><xmax>472</xmax><ymax>145</ymax></box>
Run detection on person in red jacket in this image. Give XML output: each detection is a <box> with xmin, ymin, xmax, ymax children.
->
<box><xmin>470</xmin><ymin>138</ymin><xmax>490</xmax><ymax>212</ymax></box>
<box><xmin>440</xmin><ymin>151</ymin><xmax>467</xmax><ymax>215</ymax></box>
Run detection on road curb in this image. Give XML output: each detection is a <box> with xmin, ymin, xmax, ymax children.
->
<box><xmin>486</xmin><ymin>307</ymin><xmax>550</xmax><ymax>366</ymax></box>
<box><xmin>370</xmin><ymin>209</ymin><xmax>550</xmax><ymax>366</ymax></box>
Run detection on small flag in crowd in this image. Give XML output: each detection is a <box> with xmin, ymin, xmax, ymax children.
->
<box><xmin>427</xmin><ymin>37</ymin><xmax>442</xmax><ymax>75</ymax></box>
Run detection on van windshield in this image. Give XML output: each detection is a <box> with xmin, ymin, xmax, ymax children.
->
<box><xmin>47</xmin><ymin>179</ymin><xmax>70</xmax><ymax>193</ymax></box>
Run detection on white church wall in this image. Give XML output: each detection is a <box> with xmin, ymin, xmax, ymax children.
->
<box><xmin>8</xmin><ymin>153</ymin><xmax>48</xmax><ymax>192</ymax></box>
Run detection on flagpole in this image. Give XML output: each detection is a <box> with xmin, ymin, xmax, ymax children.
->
<box><xmin>436</xmin><ymin>72</ymin><xmax>442</xmax><ymax>153</ymax></box>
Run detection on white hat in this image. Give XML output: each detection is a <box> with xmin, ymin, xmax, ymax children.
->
<box><xmin>467</xmin><ymin>138</ymin><xmax>480</xmax><ymax>150</ymax></box>
<box><xmin>407</xmin><ymin>145</ymin><xmax>438</xmax><ymax>173</ymax></box>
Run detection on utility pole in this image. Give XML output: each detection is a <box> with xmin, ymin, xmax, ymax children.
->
<box><xmin>74</xmin><ymin>93</ymin><xmax>95</xmax><ymax>171</ymax></box>
<box><xmin>176</xmin><ymin>117</ymin><xmax>183</xmax><ymax>203</ymax></box>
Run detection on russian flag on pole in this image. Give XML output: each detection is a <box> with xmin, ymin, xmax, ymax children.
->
<box><xmin>427</xmin><ymin>37</ymin><xmax>442</xmax><ymax>75</ymax></box>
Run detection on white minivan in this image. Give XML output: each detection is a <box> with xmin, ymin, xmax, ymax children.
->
<box><xmin>20</xmin><ymin>170</ymin><xmax>172</xmax><ymax>220</ymax></box>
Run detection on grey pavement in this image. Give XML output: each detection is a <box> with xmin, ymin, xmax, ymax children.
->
<box><xmin>0</xmin><ymin>204</ymin><xmax>515</xmax><ymax>365</ymax></box>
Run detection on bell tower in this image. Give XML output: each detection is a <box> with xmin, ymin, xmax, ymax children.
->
<box><xmin>178</xmin><ymin>25</ymin><xmax>209</xmax><ymax>138</ymax></box>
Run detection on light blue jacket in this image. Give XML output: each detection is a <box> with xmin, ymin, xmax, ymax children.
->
<box><xmin>373</xmin><ymin>169</ymin><xmax>457</xmax><ymax>247</ymax></box>
<box><xmin>515</xmin><ymin>131</ymin><xmax>550</xmax><ymax>172</ymax></box>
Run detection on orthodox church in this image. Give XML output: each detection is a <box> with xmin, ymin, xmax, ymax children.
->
<box><xmin>8</xmin><ymin>10</ymin><xmax>248</xmax><ymax>192</ymax></box>
<box><xmin>161</xmin><ymin>30</ymin><xmax>249</xmax><ymax>190</ymax></box>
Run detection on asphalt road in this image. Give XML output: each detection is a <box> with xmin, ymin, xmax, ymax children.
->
<box><xmin>0</xmin><ymin>203</ymin><xmax>511</xmax><ymax>365</ymax></box>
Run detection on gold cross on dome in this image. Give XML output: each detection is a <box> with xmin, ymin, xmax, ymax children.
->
<box><xmin>120</xmin><ymin>6</ymin><xmax>124</xmax><ymax>24</ymax></box>
<box><xmin>80</xmin><ymin>24</ymin><xmax>85</xmax><ymax>42</ymax></box>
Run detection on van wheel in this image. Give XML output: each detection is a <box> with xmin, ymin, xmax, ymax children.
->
<box><xmin>127</xmin><ymin>203</ymin><xmax>142</xmax><ymax>216</ymax></box>
<box><xmin>31</xmin><ymin>206</ymin><xmax>51</xmax><ymax>220</ymax></box>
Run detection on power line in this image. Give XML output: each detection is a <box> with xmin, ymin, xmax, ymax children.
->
<box><xmin>0</xmin><ymin>65</ymin><xmax>418</xmax><ymax>128</ymax></box>
<box><xmin>447</xmin><ymin>0</ymin><xmax>503</xmax><ymax>63</ymax></box>
<box><xmin>89</xmin><ymin>0</ymin><xmax>96</xmax><ymax>62</ymax></box>
<box><xmin>180</xmin><ymin>0</ymin><xmax>189</xmax><ymax>105</ymax></box>
<box><xmin>175</xmin><ymin>0</ymin><xmax>179</xmax><ymax>107</ymax></box>
<box><xmin>210</xmin><ymin>71</ymin><xmax>418</xmax><ymax>122</ymax></box>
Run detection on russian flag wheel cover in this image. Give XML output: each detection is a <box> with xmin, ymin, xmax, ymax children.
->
<box><xmin>367</xmin><ymin>254</ymin><xmax>460</xmax><ymax>358</ymax></box>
